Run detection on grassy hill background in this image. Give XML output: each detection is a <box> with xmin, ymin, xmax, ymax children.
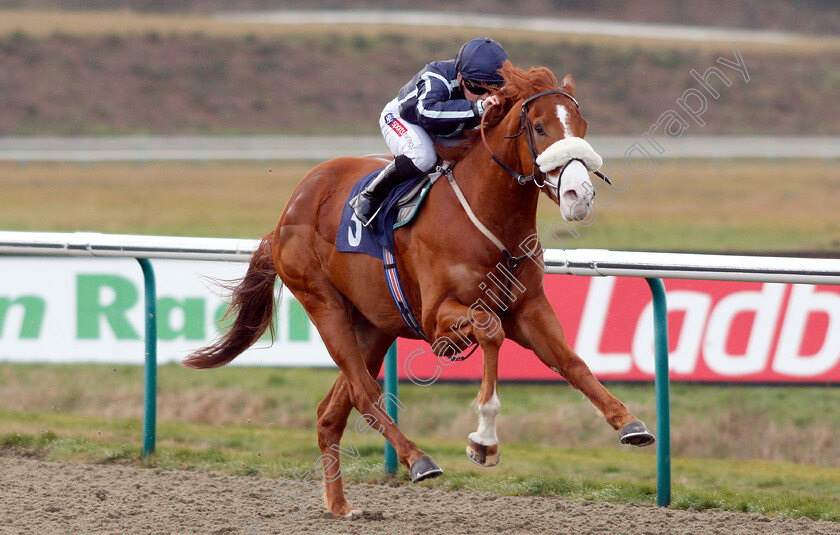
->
<box><xmin>0</xmin><ymin>4</ymin><xmax>838</xmax><ymax>136</ymax></box>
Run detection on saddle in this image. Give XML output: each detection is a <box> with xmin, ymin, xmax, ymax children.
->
<box><xmin>394</xmin><ymin>171</ymin><xmax>437</xmax><ymax>229</ymax></box>
<box><xmin>336</xmin><ymin>160</ymin><xmax>443</xmax><ymax>257</ymax></box>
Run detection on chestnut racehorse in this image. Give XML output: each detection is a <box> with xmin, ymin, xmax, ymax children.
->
<box><xmin>184</xmin><ymin>62</ymin><xmax>655</xmax><ymax>518</ymax></box>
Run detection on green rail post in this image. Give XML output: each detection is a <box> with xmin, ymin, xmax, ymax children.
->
<box><xmin>383</xmin><ymin>343</ymin><xmax>399</xmax><ymax>475</ymax></box>
<box><xmin>646</xmin><ymin>277</ymin><xmax>670</xmax><ymax>507</ymax></box>
<box><xmin>137</xmin><ymin>258</ymin><xmax>157</xmax><ymax>460</ymax></box>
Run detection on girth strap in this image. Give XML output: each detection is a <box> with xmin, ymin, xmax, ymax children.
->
<box><xmin>382</xmin><ymin>249</ymin><xmax>428</xmax><ymax>342</ymax></box>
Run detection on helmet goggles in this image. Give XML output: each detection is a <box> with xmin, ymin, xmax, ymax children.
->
<box><xmin>462</xmin><ymin>78</ymin><xmax>504</xmax><ymax>95</ymax></box>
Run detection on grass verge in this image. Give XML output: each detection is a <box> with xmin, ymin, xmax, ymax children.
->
<box><xmin>2</xmin><ymin>159</ymin><xmax>839</xmax><ymax>251</ymax></box>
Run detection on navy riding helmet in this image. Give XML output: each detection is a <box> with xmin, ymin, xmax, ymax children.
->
<box><xmin>455</xmin><ymin>38</ymin><xmax>508</xmax><ymax>84</ymax></box>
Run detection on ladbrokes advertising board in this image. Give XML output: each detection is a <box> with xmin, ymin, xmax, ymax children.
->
<box><xmin>2</xmin><ymin>258</ymin><xmax>838</xmax><ymax>382</ymax></box>
<box><xmin>396</xmin><ymin>275</ymin><xmax>840</xmax><ymax>383</ymax></box>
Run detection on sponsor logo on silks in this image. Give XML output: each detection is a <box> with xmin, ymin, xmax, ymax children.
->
<box><xmin>385</xmin><ymin>114</ymin><xmax>409</xmax><ymax>137</ymax></box>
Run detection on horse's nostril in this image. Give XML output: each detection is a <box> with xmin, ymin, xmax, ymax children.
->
<box><xmin>563</xmin><ymin>190</ymin><xmax>578</xmax><ymax>203</ymax></box>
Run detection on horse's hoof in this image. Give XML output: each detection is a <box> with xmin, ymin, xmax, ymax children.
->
<box><xmin>331</xmin><ymin>508</ymin><xmax>363</xmax><ymax>520</ymax></box>
<box><xmin>466</xmin><ymin>439</ymin><xmax>500</xmax><ymax>467</ymax></box>
<box><xmin>620</xmin><ymin>421</ymin><xmax>656</xmax><ymax>447</ymax></box>
<box><xmin>340</xmin><ymin>508</ymin><xmax>363</xmax><ymax>519</ymax></box>
<box><xmin>410</xmin><ymin>455</ymin><xmax>443</xmax><ymax>483</ymax></box>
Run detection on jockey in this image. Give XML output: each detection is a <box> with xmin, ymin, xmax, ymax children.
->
<box><xmin>349</xmin><ymin>37</ymin><xmax>508</xmax><ymax>227</ymax></box>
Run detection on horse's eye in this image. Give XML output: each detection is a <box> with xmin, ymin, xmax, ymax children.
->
<box><xmin>535</xmin><ymin>124</ymin><xmax>545</xmax><ymax>135</ymax></box>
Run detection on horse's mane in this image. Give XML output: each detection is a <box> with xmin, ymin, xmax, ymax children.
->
<box><xmin>435</xmin><ymin>61</ymin><xmax>560</xmax><ymax>162</ymax></box>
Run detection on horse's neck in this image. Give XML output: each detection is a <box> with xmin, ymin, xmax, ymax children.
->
<box><xmin>452</xmin><ymin>112</ymin><xmax>540</xmax><ymax>250</ymax></box>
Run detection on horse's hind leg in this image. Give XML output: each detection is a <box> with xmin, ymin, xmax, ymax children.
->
<box><xmin>302</xmin><ymin>288</ymin><xmax>439</xmax><ymax>484</ymax></box>
<box><xmin>315</xmin><ymin>323</ymin><xmax>393</xmax><ymax>518</ymax></box>
<box><xmin>509</xmin><ymin>294</ymin><xmax>655</xmax><ymax>447</ymax></box>
<box><xmin>316</xmin><ymin>375</ymin><xmax>359</xmax><ymax>519</ymax></box>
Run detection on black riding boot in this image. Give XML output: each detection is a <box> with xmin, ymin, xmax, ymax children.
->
<box><xmin>349</xmin><ymin>155</ymin><xmax>421</xmax><ymax>227</ymax></box>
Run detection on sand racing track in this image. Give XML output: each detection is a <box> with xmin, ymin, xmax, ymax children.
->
<box><xmin>1</xmin><ymin>455</ymin><xmax>839</xmax><ymax>535</ymax></box>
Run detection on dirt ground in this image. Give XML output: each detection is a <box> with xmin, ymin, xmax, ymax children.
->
<box><xmin>1</xmin><ymin>455</ymin><xmax>838</xmax><ymax>535</ymax></box>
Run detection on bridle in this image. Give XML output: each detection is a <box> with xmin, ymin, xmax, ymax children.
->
<box><xmin>480</xmin><ymin>90</ymin><xmax>612</xmax><ymax>189</ymax></box>
<box><xmin>441</xmin><ymin>90</ymin><xmax>605</xmax><ymax>362</ymax></box>
<box><xmin>439</xmin><ymin>90</ymin><xmax>612</xmax><ymax>363</ymax></box>
<box><xmin>444</xmin><ymin>89</ymin><xmax>610</xmax><ymax>270</ymax></box>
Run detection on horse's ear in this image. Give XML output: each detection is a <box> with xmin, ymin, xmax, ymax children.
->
<box><xmin>560</xmin><ymin>74</ymin><xmax>575</xmax><ymax>96</ymax></box>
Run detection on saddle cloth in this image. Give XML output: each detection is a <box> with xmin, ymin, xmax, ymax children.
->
<box><xmin>335</xmin><ymin>166</ymin><xmax>438</xmax><ymax>257</ymax></box>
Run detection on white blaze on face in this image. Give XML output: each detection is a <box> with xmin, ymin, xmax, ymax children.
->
<box><xmin>556</xmin><ymin>104</ymin><xmax>571</xmax><ymax>138</ymax></box>
<box><xmin>552</xmin><ymin>105</ymin><xmax>594</xmax><ymax>221</ymax></box>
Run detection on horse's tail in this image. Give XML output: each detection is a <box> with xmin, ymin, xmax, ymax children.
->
<box><xmin>182</xmin><ymin>232</ymin><xmax>278</xmax><ymax>369</ymax></box>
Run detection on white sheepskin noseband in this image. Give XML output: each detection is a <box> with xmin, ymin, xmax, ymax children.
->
<box><xmin>535</xmin><ymin>137</ymin><xmax>603</xmax><ymax>173</ymax></box>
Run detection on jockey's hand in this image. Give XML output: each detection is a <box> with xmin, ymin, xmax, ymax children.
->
<box><xmin>483</xmin><ymin>95</ymin><xmax>501</xmax><ymax>109</ymax></box>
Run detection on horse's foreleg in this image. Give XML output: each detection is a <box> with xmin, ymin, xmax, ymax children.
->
<box><xmin>509</xmin><ymin>294</ymin><xmax>655</xmax><ymax>447</ymax></box>
<box><xmin>434</xmin><ymin>299</ymin><xmax>504</xmax><ymax>466</ymax></box>
<box><xmin>467</xmin><ymin>346</ymin><xmax>501</xmax><ymax>467</ymax></box>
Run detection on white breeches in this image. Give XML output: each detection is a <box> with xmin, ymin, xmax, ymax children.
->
<box><xmin>379</xmin><ymin>98</ymin><xmax>438</xmax><ymax>173</ymax></box>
